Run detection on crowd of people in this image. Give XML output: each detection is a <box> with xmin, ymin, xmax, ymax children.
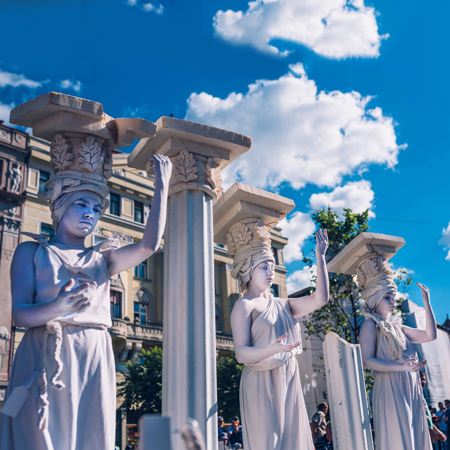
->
<box><xmin>428</xmin><ymin>399</ymin><xmax>450</xmax><ymax>449</ymax></box>
<box><xmin>218</xmin><ymin>416</ymin><xmax>244</xmax><ymax>449</ymax></box>
<box><xmin>217</xmin><ymin>404</ymin><xmax>334</xmax><ymax>450</ymax></box>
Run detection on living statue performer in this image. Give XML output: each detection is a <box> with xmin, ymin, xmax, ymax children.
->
<box><xmin>0</xmin><ymin>134</ymin><xmax>172</xmax><ymax>449</ymax></box>
<box><xmin>358</xmin><ymin>255</ymin><xmax>436</xmax><ymax>450</ymax></box>
<box><xmin>229</xmin><ymin>223</ymin><xmax>329</xmax><ymax>450</ymax></box>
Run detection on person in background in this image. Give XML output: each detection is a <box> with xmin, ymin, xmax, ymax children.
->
<box><xmin>445</xmin><ymin>400</ymin><xmax>450</xmax><ymax>448</ymax></box>
<box><xmin>436</xmin><ymin>402</ymin><xmax>447</xmax><ymax>450</ymax></box>
<box><xmin>228</xmin><ymin>420</ymin><xmax>243</xmax><ymax>449</ymax></box>
<box><xmin>227</xmin><ymin>416</ymin><xmax>242</xmax><ymax>434</ymax></box>
<box><xmin>315</xmin><ymin>421</ymin><xmax>333</xmax><ymax>450</ymax></box>
<box><xmin>218</xmin><ymin>416</ymin><xmax>228</xmax><ymax>444</ymax></box>
<box><xmin>310</xmin><ymin>402</ymin><xmax>328</xmax><ymax>443</ymax></box>
<box><xmin>419</xmin><ymin>371</ymin><xmax>447</xmax><ymax>448</ymax></box>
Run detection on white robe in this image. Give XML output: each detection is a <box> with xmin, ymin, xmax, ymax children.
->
<box><xmin>0</xmin><ymin>239</ymin><xmax>117</xmax><ymax>450</ymax></box>
<box><xmin>239</xmin><ymin>297</ymin><xmax>314</xmax><ymax>450</ymax></box>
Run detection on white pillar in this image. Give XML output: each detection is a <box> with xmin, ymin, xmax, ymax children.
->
<box><xmin>323</xmin><ymin>332</ymin><xmax>374</xmax><ymax>450</ymax></box>
<box><xmin>128</xmin><ymin>117</ymin><xmax>251</xmax><ymax>449</ymax></box>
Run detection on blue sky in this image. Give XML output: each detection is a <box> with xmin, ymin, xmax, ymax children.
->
<box><xmin>1</xmin><ymin>0</ymin><xmax>449</xmax><ymax>322</ymax></box>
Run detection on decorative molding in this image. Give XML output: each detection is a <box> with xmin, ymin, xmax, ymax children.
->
<box><xmin>79</xmin><ymin>136</ymin><xmax>104</xmax><ymax>172</ymax></box>
<box><xmin>133</xmin><ymin>287</ymin><xmax>151</xmax><ymax>304</ymax></box>
<box><xmin>254</xmin><ymin>219</ymin><xmax>272</xmax><ymax>242</ymax></box>
<box><xmin>206</xmin><ymin>156</ymin><xmax>223</xmax><ymax>196</ymax></box>
<box><xmin>174</xmin><ymin>149</ymin><xmax>198</xmax><ymax>183</ymax></box>
<box><xmin>51</xmin><ymin>134</ymin><xmax>73</xmax><ymax>172</ymax></box>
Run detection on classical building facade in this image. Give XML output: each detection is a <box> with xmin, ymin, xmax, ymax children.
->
<box><xmin>0</xmin><ymin>121</ymin><xmax>30</xmax><ymax>405</ymax></box>
<box><xmin>4</xmin><ymin>131</ymin><xmax>290</xmax><ymax>446</ymax></box>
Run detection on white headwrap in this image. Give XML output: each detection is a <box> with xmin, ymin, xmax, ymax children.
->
<box><xmin>227</xmin><ymin>220</ymin><xmax>275</xmax><ymax>296</ymax></box>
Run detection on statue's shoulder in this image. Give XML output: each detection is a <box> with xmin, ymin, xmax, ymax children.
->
<box><xmin>13</xmin><ymin>240</ymin><xmax>40</xmax><ymax>264</ymax></box>
<box><xmin>361</xmin><ymin>317</ymin><xmax>378</xmax><ymax>331</ymax></box>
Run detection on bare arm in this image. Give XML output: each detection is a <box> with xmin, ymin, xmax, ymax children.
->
<box><xmin>360</xmin><ymin>319</ymin><xmax>427</xmax><ymax>373</ymax></box>
<box><xmin>288</xmin><ymin>229</ymin><xmax>329</xmax><ymax>318</ymax></box>
<box><xmin>230</xmin><ymin>299</ymin><xmax>300</xmax><ymax>364</ymax></box>
<box><xmin>402</xmin><ymin>283</ymin><xmax>437</xmax><ymax>344</ymax></box>
<box><xmin>104</xmin><ymin>155</ymin><xmax>172</xmax><ymax>276</ymax></box>
<box><xmin>11</xmin><ymin>242</ymin><xmax>95</xmax><ymax>328</ymax></box>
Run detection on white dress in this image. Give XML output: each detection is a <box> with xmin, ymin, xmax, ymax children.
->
<box><xmin>239</xmin><ymin>297</ymin><xmax>314</xmax><ymax>450</ymax></box>
<box><xmin>0</xmin><ymin>238</ymin><xmax>117</xmax><ymax>450</ymax></box>
<box><xmin>371</xmin><ymin>319</ymin><xmax>432</xmax><ymax>450</ymax></box>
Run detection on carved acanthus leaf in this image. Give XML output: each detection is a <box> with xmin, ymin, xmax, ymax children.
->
<box><xmin>356</xmin><ymin>266</ymin><xmax>367</xmax><ymax>288</ymax></box>
<box><xmin>226</xmin><ymin>231</ymin><xmax>237</xmax><ymax>257</ymax></box>
<box><xmin>254</xmin><ymin>218</ymin><xmax>271</xmax><ymax>242</ymax></box>
<box><xmin>363</xmin><ymin>258</ymin><xmax>379</xmax><ymax>278</ymax></box>
<box><xmin>379</xmin><ymin>257</ymin><xmax>393</xmax><ymax>276</ymax></box>
<box><xmin>206</xmin><ymin>156</ymin><xmax>223</xmax><ymax>194</ymax></box>
<box><xmin>231</xmin><ymin>223</ymin><xmax>252</xmax><ymax>248</ymax></box>
<box><xmin>51</xmin><ymin>134</ymin><xmax>73</xmax><ymax>172</ymax></box>
<box><xmin>79</xmin><ymin>136</ymin><xmax>104</xmax><ymax>172</ymax></box>
<box><xmin>174</xmin><ymin>150</ymin><xmax>198</xmax><ymax>183</ymax></box>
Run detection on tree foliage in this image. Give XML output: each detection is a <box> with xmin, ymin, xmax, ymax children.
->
<box><xmin>217</xmin><ymin>354</ymin><xmax>244</xmax><ymax>422</ymax></box>
<box><xmin>118</xmin><ymin>346</ymin><xmax>163</xmax><ymax>421</ymax></box>
<box><xmin>117</xmin><ymin>346</ymin><xmax>244</xmax><ymax>424</ymax></box>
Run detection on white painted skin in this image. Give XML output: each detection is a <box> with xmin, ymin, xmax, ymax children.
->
<box><xmin>231</xmin><ymin>229</ymin><xmax>329</xmax><ymax>365</ymax></box>
<box><xmin>11</xmin><ymin>155</ymin><xmax>172</xmax><ymax>329</ymax></box>
<box><xmin>360</xmin><ymin>283</ymin><xmax>437</xmax><ymax>373</ymax></box>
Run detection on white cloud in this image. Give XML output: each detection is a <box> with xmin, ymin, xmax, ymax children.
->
<box><xmin>0</xmin><ymin>69</ymin><xmax>43</xmax><ymax>89</ymax></box>
<box><xmin>186</xmin><ymin>64</ymin><xmax>405</xmax><ymax>191</ymax></box>
<box><xmin>287</xmin><ymin>264</ymin><xmax>316</xmax><ymax>294</ymax></box>
<box><xmin>309</xmin><ymin>180</ymin><xmax>375</xmax><ymax>217</ymax></box>
<box><xmin>142</xmin><ymin>2</ymin><xmax>164</xmax><ymax>14</ymax></box>
<box><xmin>439</xmin><ymin>223</ymin><xmax>450</xmax><ymax>261</ymax></box>
<box><xmin>279</xmin><ymin>211</ymin><xmax>316</xmax><ymax>264</ymax></box>
<box><xmin>213</xmin><ymin>0</ymin><xmax>387</xmax><ymax>59</ymax></box>
<box><xmin>59</xmin><ymin>79</ymin><xmax>82</xmax><ymax>93</ymax></box>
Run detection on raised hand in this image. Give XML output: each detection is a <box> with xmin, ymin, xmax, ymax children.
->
<box><xmin>271</xmin><ymin>334</ymin><xmax>301</xmax><ymax>354</ymax></box>
<box><xmin>315</xmin><ymin>228</ymin><xmax>328</xmax><ymax>257</ymax></box>
<box><xmin>416</xmin><ymin>282</ymin><xmax>431</xmax><ymax>304</ymax></box>
<box><xmin>149</xmin><ymin>154</ymin><xmax>172</xmax><ymax>185</ymax></box>
<box><xmin>55</xmin><ymin>278</ymin><xmax>97</xmax><ymax>314</ymax></box>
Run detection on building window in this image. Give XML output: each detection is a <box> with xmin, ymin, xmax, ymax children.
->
<box><xmin>134</xmin><ymin>201</ymin><xmax>144</xmax><ymax>224</ymax></box>
<box><xmin>40</xmin><ymin>223</ymin><xmax>55</xmax><ymax>238</ymax></box>
<box><xmin>270</xmin><ymin>284</ymin><xmax>279</xmax><ymax>298</ymax></box>
<box><xmin>272</xmin><ymin>247</ymin><xmax>279</xmax><ymax>265</ymax></box>
<box><xmin>134</xmin><ymin>302</ymin><xmax>147</xmax><ymax>325</ymax></box>
<box><xmin>110</xmin><ymin>290</ymin><xmax>122</xmax><ymax>319</ymax></box>
<box><xmin>110</xmin><ymin>193</ymin><xmax>120</xmax><ymax>216</ymax></box>
<box><xmin>134</xmin><ymin>259</ymin><xmax>148</xmax><ymax>279</ymax></box>
<box><xmin>39</xmin><ymin>170</ymin><xmax>50</xmax><ymax>192</ymax></box>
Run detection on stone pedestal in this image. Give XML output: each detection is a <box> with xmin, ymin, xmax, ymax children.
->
<box><xmin>128</xmin><ymin>117</ymin><xmax>251</xmax><ymax>450</ymax></box>
<box><xmin>323</xmin><ymin>332</ymin><xmax>374</xmax><ymax>450</ymax></box>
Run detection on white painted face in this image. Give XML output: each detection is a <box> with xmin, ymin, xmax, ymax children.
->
<box><xmin>248</xmin><ymin>260</ymin><xmax>275</xmax><ymax>292</ymax></box>
<box><xmin>374</xmin><ymin>289</ymin><xmax>397</xmax><ymax>316</ymax></box>
<box><xmin>58</xmin><ymin>196</ymin><xmax>102</xmax><ymax>237</ymax></box>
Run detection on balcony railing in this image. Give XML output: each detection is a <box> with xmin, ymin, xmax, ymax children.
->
<box><xmin>110</xmin><ymin>319</ymin><xmax>234</xmax><ymax>351</ymax></box>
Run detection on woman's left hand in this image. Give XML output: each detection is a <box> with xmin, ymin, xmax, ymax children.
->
<box><xmin>416</xmin><ymin>282</ymin><xmax>431</xmax><ymax>304</ymax></box>
<box><xmin>315</xmin><ymin>229</ymin><xmax>328</xmax><ymax>257</ymax></box>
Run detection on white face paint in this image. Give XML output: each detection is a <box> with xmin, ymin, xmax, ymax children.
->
<box><xmin>374</xmin><ymin>289</ymin><xmax>397</xmax><ymax>317</ymax></box>
<box><xmin>58</xmin><ymin>197</ymin><xmax>102</xmax><ymax>238</ymax></box>
<box><xmin>248</xmin><ymin>260</ymin><xmax>275</xmax><ymax>293</ymax></box>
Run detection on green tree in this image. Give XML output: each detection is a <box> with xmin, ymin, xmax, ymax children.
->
<box><xmin>217</xmin><ymin>354</ymin><xmax>243</xmax><ymax>421</ymax></box>
<box><xmin>118</xmin><ymin>346</ymin><xmax>163</xmax><ymax>423</ymax></box>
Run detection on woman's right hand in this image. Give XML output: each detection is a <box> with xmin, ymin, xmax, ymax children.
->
<box><xmin>397</xmin><ymin>358</ymin><xmax>427</xmax><ymax>372</ymax></box>
<box><xmin>271</xmin><ymin>334</ymin><xmax>301</xmax><ymax>354</ymax></box>
<box><xmin>54</xmin><ymin>278</ymin><xmax>96</xmax><ymax>314</ymax></box>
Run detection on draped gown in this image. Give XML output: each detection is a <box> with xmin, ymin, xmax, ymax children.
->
<box><xmin>371</xmin><ymin>319</ymin><xmax>432</xmax><ymax>450</ymax></box>
<box><xmin>240</xmin><ymin>297</ymin><xmax>314</xmax><ymax>450</ymax></box>
<box><xmin>0</xmin><ymin>238</ymin><xmax>117</xmax><ymax>450</ymax></box>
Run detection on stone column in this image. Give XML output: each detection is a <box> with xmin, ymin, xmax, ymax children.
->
<box><xmin>326</xmin><ymin>232</ymin><xmax>406</xmax><ymax>450</ymax></box>
<box><xmin>323</xmin><ymin>332</ymin><xmax>374</xmax><ymax>450</ymax></box>
<box><xmin>128</xmin><ymin>117</ymin><xmax>251</xmax><ymax>450</ymax></box>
